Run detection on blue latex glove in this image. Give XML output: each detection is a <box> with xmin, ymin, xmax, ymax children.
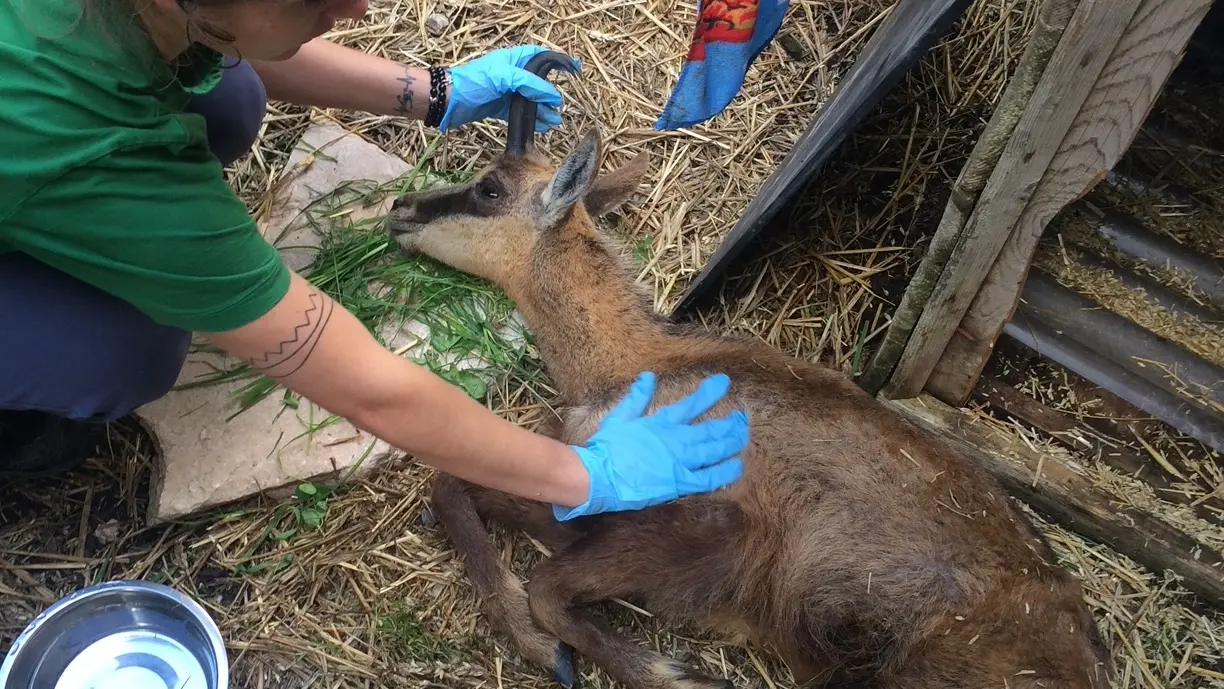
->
<box><xmin>441</xmin><ymin>46</ymin><xmax>579</xmax><ymax>133</ymax></box>
<box><xmin>553</xmin><ymin>371</ymin><xmax>749</xmax><ymax>521</ymax></box>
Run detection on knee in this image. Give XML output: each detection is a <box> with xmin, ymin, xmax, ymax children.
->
<box><xmin>71</xmin><ymin>321</ymin><xmax>191</xmax><ymax>422</ymax></box>
<box><xmin>525</xmin><ymin>567</ymin><xmax>570</xmax><ymax>631</ymax></box>
<box><xmin>2</xmin><ymin>326</ymin><xmax>188</xmax><ymax>424</ymax></box>
<box><xmin>16</xmin><ymin>317</ymin><xmax>188</xmax><ymax>423</ymax></box>
<box><xmin>112</xmin><ymin>325</ymin><xmax>192</xmax><ymax>414</ymax></box>
<box><xmin>186</xmin><ymin>58</ymin><xmax>267</xmax><ymax>167</ymax></box>
<box><xmin>0</xmin><ymin>254</ymin><xmax>191</xmax><ymax>422</ymax></box>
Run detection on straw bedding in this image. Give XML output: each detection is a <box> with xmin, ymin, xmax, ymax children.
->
<box><xmin>4</xmin><ymin>0</ymin><xmax>1224</xmax><ymax>687</ymax></box>
<box><xmin>4</xmin><ymin>425</ymin><xmax>1224</xmax><ymax>689</ymax></box>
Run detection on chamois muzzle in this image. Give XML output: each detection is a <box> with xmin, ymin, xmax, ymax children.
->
<box><xmin>505</xmin><ymin>50</ymin><xmax>581</xmax><ymax>157</ymax></box>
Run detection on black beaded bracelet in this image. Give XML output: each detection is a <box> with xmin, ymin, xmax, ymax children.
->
<box><xmin>425</xmin><ymin>66</ymin><xmax>450</xmax><ymax>129</ymax></box>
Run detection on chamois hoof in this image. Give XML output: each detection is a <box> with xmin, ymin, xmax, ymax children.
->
<box><xmin>553</xmin><ymin>641</ymin><xmax>579</xmax><ymax>689</ymax></box>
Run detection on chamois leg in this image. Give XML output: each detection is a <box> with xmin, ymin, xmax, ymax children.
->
<box><xmin>430</xmin><ymin>474</ymin><xmax>585</xmax><ymax>687</ymax></box>
<box><xmin>527</xmin><ymin>501</ymin><xmax>743</xmax><ymax>689</ymax></box>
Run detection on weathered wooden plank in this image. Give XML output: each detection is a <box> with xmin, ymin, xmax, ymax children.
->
<box><xmin>857</xmin><ymin>0</ymin><xmax>1080</xmax><ymax>395</ymax></box>
<box><xmin>878</xmin><ymin>0</ymin><xmax>1144</xmax><ymax>400</ymax></box>
<box><xmin>923</xmin><ymin>0</ymin><xmax>1215</xmax><ymax>405</ymax></box>
<box><xmin>883</xmin><ymin>393</ymin><xmax>1224</xmax><ymax>608</ymax></box>
<box><xmin>972</xmin><ymin>375</ymin><xmax>1223</xmax><ymax>524</ymax></box>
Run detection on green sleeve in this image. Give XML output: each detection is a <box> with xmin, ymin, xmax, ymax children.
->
<box><xmin>5</xmin><ymin>142</ymin><xmax>292</xmax><ymax>333</ymax></box>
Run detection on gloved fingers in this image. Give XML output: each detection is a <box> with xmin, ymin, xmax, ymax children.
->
<box><xmin>534</xmin><ymin>104</ymin><xmax>563</xmax><ymax>132</ymax></box>
<box><xmin>651</xmin><ymin>373</ymin><xmax>732</xmax><ymax>425</ymax></box>
<box><xmin>542</xmin><ymin>103</ymin><xmax>563</xmax><ymax>121</ymax></box>
<box><xmin>504</xmin><ymin>70</ymin><xmax>564</xmax><ymax>107</ymax></box>
<box><xmin>602</xmin><ymin>371</ymin><xmax>657</xmax><ymax>425</ymax></box>
<box><xmin>662</xmin><ymin>410</ymin><xmax>743</xmax><ymax>448</ymax></box>
<box><xmin>673</xmin><ymin>413</ymin><xmax>750</xmax><ymax>469</ymax></box>
<box><xmin>679</xmin><ymin>458</ymin><xmax>745</xmax><ymax>494</ymax></box>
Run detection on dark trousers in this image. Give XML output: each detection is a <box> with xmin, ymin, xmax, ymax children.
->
<box><xmin>0</xmin><ymin>59</ymin><xmax>268</xmax><ymax>422</ymax></box>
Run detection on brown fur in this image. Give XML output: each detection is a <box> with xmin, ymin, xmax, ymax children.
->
<box><xmin>388</xmin><ymin>131</ymin><xmax>1114</xmax><ymax>689</ymax></box>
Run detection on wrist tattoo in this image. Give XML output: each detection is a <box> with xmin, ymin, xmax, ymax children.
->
<box><xmin>250</xmin><ymin>286</ymin><xmax>335</xmax><ymax>378</ymax></box>
<box><xmin>395</xmin><ymin>72</ymin><xmax>415</xmax><ymax>116</ymax></box>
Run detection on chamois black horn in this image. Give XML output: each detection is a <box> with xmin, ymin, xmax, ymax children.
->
<box><xmin>505</xmin><ymin>50</ymin><xmax>581</xmax><ymax>156</ymax></box>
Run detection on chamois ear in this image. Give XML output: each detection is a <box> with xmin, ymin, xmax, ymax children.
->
<box><xmin>583</xmin><ymin>152</ymin><xmax>649</xmax><ymax>217</ymax></box>
<box><xmin>536</xmin><ymin>131</ymin><xmax>601</xmax><ymax>229</ymax></box>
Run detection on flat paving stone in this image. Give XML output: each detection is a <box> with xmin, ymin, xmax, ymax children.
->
<box><xmin>140</xmin><ymin>122</ymin><xmax>415</xmax><ymax>523</ymax></box>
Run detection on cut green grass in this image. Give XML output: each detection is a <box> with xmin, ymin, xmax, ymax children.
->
<box><xmin>166</xmin><ymin>143</ymin><xmax>555</xmax><ymax>557</ymax></box>
<box><xmin>221</xmin><ymin>481</ymin><xmax>339</xmax><ymax>577</ymax></box>
<box><xmin>375</xmin><ymin>600</ymin><xmax>480</xmax><ymax>664</ymax></box>
<box><xmin>184</xmin><ymin>144</ymin><xmax>548</xmax><ymax>421</ymax></box>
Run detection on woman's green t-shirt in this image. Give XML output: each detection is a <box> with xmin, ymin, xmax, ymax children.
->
<box><xmin>0</xmin><ymin>0</ymin><xmax>291</xmax><ymax>333</ymax></box>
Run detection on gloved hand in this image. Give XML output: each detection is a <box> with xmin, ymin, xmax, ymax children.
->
<box><xmin>553</xmin><ymin>371</ymin><xmax>749</xmax><ymax>521</ymax></box>
<box><xmin>441</xmin><ymin>46</ymin><xmax>579</xmax><ymax>133</ymax></box>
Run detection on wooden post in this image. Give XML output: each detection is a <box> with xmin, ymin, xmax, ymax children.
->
<box><xmin>857</xmin><ymin>0</ymin><xmax>1078</xmax><ymax>395</ymax></box>
<box><xmin>878</xmin><ymin>0</ymin><xmax>1145</xmax><ymax>400</ymax></box>
<box><xmin>923</xmin><ymin>0</ymin><xmax>1216</xmax><ymax>406</ymax></box>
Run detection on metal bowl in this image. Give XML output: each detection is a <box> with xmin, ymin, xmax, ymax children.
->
<box><xmin>0</xmin><ymin>579</ymin><xmax>227</xmax><ymax>689</ymax></box>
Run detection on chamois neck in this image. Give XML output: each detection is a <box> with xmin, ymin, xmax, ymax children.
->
<box><xmin>508</xmin><ymin>224</ymin><xmax>671</xmax><ymax>402</ymax></box>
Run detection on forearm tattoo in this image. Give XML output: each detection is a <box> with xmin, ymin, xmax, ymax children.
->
<box><xmin>249</xmin><ymin>286</ymin><xmax>335</xmax><ymax>378</ymax></box>
<box><xmin>395</xmin><ymin>71</ymin><xmax>415</xmax><ymax>115</ymax></box>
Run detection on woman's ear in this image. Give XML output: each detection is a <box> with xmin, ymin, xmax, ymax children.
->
<box><xmin>583</xmin><ymin>153</ymin><xmax>650</xmax><ymax>217</ymax></box>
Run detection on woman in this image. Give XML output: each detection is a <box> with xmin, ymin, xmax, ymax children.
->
<box><xmin>0</xmin><ymin>0</ymin><xmax>749</xmax><ymax>521</ymax></box>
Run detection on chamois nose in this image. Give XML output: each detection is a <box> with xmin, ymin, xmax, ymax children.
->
<box><xmin>388</xmin><ymin>196</ymin><xmax>419</xmax><ymax>236</ymax></box>
<box><xmin>390</xmin><ymin>196</ymin><xmax>418</xmax><ymax>220</ymax></box>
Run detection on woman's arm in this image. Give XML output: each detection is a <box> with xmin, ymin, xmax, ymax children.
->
<box><xmin>203</xmin><ymin>271</ymin><xmax>747</xmax><ymax>517</ymax></box>
<box><xmin>247</xmin><ymin>39</ymin><xmax>568</xmax><ymax>133</ymax></box>
<box><xmin>248</xmin><ymin>38</ymin><xmax>432</xmax><ymax>119</ymax></box>
<box><xmin>204</xmin><ymin>271</ymin><xmax>590</xmax><ymax>506</ymax></box>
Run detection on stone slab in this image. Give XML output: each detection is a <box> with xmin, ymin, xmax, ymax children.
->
<box><xmin>267</xmin><ymin>121</ymin><xmax>415</xmax><ymax>273</ymax></box>
<box><xmin>138</xmin><ymin>351</ymin><xmax>395</xmax><ymax>524</ymax></box>
<box><xmin>139</xmin><ymin>122</ymin><xmax>534</xmax><ymax>523</ymax></box>
<box><xmin>140</xmin><ymin>122</ymin><xmax>415</xmax><ymax>523</ymax></box>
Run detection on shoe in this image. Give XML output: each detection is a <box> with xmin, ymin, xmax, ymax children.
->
<box><xmin>0</xmin><ymin>410</ymin><xmax>105</xmax><ymax>479</ymax></box>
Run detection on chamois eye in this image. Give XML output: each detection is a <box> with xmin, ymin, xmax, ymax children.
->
<box><xmin>476</xmin><ymin>178</ymin><xmax>500</xmax><ymax>200</ymax></box>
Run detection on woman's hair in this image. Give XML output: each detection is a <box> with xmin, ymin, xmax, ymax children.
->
<box><xmin>171</xmin><ymin>0</ymin><xmax>240</xmax><ymax>45</ymax></box>
<box><xmin>79</xmin><ymin>0</ymin><xmax>246</xmax><ymax>46</ymax></box>
<box><xmin>67</xmin><ymin>0</ymin><xmax>250</xmax><ymax>87</ymax></box>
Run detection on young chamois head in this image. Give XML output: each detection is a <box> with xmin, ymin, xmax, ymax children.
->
<box><xmin>387</xmin><ymin>129</ymin><xmax>649</xmax><ymax>289</ymax></box>
<box><xmin>388</xmin><ymin>50</ymin><xmax>649</xmax><ymax>290</ymax></box>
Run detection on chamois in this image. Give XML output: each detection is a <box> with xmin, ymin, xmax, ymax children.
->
<box><xmin>386</xmin><ymin>66</ymin><xmax>1112</xmax><ymax>689</ymax></box>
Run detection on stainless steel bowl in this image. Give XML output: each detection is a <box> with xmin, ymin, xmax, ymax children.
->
<box><xmin>0</xmin><ymin>579</ymin><xmax>228</xmax><ymax>689</ymax></box>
